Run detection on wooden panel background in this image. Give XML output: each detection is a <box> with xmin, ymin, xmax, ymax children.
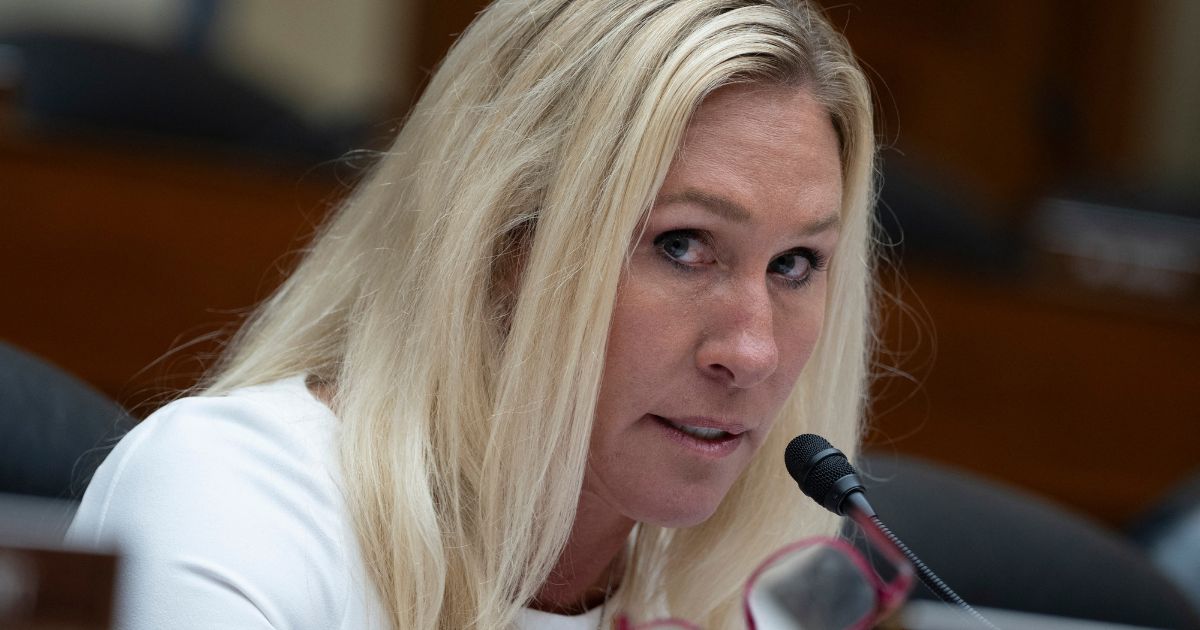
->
<box><xmin>0</xmin><ymin>134</ymin><xmax>344</xmax><ymax>414</ymax></box>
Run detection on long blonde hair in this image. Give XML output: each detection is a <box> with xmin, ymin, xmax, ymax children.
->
<box><xmin>206</xmin><ymin>0</ymin><xmax>875</xmax><ymax>627</ymax></box>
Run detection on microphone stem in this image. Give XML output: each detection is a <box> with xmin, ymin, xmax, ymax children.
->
<box><xmin>849</xmin><ymin>507</ymin><xmax>1001</xmax><ymax>630</ymax></box>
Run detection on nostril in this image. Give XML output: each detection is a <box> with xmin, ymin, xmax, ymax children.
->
<box><xmin>703</xmin><ymin>361</ymin><xmax>737</xmax><ymax>384</ymax></box>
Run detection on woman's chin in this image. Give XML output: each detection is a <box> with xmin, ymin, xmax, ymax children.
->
<box><xmin>582</xmin><ymin>451</ymin><xmax>745</xmax><ymax>529</ymax></box>
<box><xmin>627</xmin><ymin>489</ymin><xmax>728</xmax><ymax>529</ymax></box>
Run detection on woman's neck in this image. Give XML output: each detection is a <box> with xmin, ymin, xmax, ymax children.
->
<box><xmin>531</xmin><ymin>491</ymin><xmax>636</xmax><ymax>615</ymax></box>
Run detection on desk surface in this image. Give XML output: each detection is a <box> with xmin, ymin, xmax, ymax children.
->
<box><xmin>0</xmin><ymin>495</ymin><xmax>114</xmax><ymax>629</ymax></box>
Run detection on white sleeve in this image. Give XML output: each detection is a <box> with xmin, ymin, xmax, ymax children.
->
<box><xmin>66</xmin><ymin>394</ymin><xmax>351</xmax><ymax>630</ymax></box>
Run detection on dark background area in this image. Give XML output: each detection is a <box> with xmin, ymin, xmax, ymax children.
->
<box><xmin>1</xmin><ymin>0</ymin><xmax>1196</xmax><ymax>534</ymax></box>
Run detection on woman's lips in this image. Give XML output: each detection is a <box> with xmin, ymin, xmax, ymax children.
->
<box><xmin>649</xmin><ymin>414</ymin><xmax>745</xmax><ymax>457</ymax></box>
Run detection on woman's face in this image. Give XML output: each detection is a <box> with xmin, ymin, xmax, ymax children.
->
<box><xmin>586</xmin><ymin>83</ymin><xmax>843</xmax><ymax>528</ymax></box>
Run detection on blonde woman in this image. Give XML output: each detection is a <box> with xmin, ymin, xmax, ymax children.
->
<box><xmin>68</xmin><ymin>0</ymin><xmax>876</xmax><ymax>627</ymax></box>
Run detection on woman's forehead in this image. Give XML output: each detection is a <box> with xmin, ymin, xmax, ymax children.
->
<box><xmin>657</xmin><ymin>84</ymin><xmax>844</xmax><ymax>224</ymax></box>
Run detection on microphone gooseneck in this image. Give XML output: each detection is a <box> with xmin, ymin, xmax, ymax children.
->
<box><xmin>784</xmin><ymin>434</ymin><xmax>1001</xmax><ymax>630</ymax></box>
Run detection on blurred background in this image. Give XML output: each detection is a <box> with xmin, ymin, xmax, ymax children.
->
<box><xmin>0</xmin><ymin>0</ymin><xmax>1197</xmax><ymax>623</ymax></box>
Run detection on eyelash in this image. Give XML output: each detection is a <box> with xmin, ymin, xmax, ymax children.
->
<box><xmin>651</xmin><ymin>229</ymin><xmax>827</xmax><ymax>289</ymax></box>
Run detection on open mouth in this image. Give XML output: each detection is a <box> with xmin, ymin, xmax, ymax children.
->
<box><xmin>650</xmin><ymin>414</ymin><xmax>743</xmax><ymax>447</ymax></box>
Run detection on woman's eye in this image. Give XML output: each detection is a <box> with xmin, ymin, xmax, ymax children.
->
<box><xmin>653</xmin><ymin>230</ymin><xmax>713</xmax><ymax>266</ymax></box>
<box><xmin>769</xmin><ymin>249</ymin><xmax>826</xmax><ymax>287</ymax></box>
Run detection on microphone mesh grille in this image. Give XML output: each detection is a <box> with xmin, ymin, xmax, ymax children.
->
<box><xmin>784</xmin><ymin>433</ymin><xmax>833</xmax><ymax>481</ymax></box>
<box><xmin>805</xmin><ymin>455</ymin><xmax>856</xmax><ymax>501</ymax></box>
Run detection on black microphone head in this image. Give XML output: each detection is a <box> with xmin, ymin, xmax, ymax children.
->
<box><xmin>784</xmin><ymin>434</ymin><xmax>873</xmax><ymax>516</ymax></box>
<box><xmin>784</xmin><ymin>433</ymin><xmax>834</xmax><ymax>481</ymax></box>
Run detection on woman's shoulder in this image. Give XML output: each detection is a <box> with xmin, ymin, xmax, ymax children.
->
<box><xmin>152</xmin><ymin>374</ymin><xmax>335</xmax><ymax>445</ymax></box>
<box><xmin>71</xmin><ymin>375</ymin><xmax>342</xmax><ymax>543</ymax></box>
<box><xmin>129</xmin><ymin>375</ymin><xmax>338</xmax><ymax>479</ymax></box>
<box><xmin>67</xmin><ymin>375</ymin><xmax>383</xmax><ymax>629</ymax></box>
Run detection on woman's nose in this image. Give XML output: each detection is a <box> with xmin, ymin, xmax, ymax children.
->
<box><xmin>695</xmin><ymin>281</ymin><xmax>779</xmax><ymax>389</ymax></box>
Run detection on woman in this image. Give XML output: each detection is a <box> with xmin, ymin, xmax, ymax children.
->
<box><xmin>68</xmin><ymin>0</ymin><xmax>876</xmax><ymax>627</ymax></box>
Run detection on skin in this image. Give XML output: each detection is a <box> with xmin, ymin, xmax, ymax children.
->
<box><xmin>534</xmin><ymin>82</ymin><xmax>844</xmax><ymax>613</ymax></box>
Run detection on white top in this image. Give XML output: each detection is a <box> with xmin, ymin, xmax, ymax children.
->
<box><xmin>67</xmin><ymin>376</ymin><xmax>604</xmax><ymax>630</ymax></box>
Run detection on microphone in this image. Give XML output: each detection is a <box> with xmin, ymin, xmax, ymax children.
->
<box><xmin>783</xmin><ymin>433</ymin><xmax>877</xmax><ymax>518</ymax></box>
<box><xmin>784</xmin><ymin>434</ymin><xmax>1001</xmax><ymax>630</ymax></box>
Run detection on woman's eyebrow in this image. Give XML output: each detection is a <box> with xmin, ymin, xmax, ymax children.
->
<box><xmin>798</xmin><ymin>211</ymin><xmax>841</xmax><ymax>236</ymax></box>
<box><xmin>659</xmin><ymin>188</ymin><xmax>841</xmax><ymax>235</ymax></box>
<box><xmin>660</xmin><ymin>189</ymin><xmax>753</xmax><ymax>223</ymax></box>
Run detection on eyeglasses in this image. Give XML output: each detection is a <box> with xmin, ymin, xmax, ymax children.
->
<box><xmin>615</xmin><ymin>527</ymin><xmax>914</xmax><ymax>630</ymax></box>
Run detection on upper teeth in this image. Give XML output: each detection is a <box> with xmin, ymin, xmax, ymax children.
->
<box><xmin>675</xmin><ymin>424</ymin><xmax>728</xmax><ymax>440</ymax></box>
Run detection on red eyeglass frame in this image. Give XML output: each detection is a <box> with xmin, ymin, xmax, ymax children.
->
<box><xmin>614</xmin><ymin>520</ymin><xmax>914</xmax><ymax>630</ymax></box>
